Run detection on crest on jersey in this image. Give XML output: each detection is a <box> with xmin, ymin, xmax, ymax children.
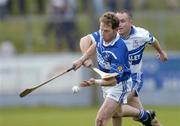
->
<box><xmin>118</xmin><ymin>66</ymin><xmax>123</xmax><ymax>72</ymax></box>
<box><xmin>133</xmin><ymin>40</ymin><xmax>139</xmax><ymax>48</ymax></box>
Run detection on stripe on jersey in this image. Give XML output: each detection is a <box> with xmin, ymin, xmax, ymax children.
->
<box><xmin>103</xmin><ymin>51</ymin><xmax>118</xmax><ymax>60</ymax></box>
<box><xmin>149</xmin><ymin>32</ymin><xmax>154</xmax><ymax>43</ymax></box>
<box><xmin>129</xmin><ymin>42</ymin><xmax>146</xmax><ymax>54</ymax></box>
<box><xmin>119</xmin><ymin>81</ymin><xmax>127</xmax><ymax>103</ymax></box>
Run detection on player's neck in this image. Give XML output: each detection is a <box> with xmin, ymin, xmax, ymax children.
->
<box><xmin>104</xmin><ymin>34</ymin><xmax>117</xmax><ymax>44</ymax></box>
<box><xmin>122</xmin><ymin>30</ymin><xmax>131</xmax><ymax>39</ymax></box>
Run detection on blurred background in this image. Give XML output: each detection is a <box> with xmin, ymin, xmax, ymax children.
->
<box><xmin>0</xmin><ymin>0</ymin><xmax>180</xmax><ymax>126</ymax></box>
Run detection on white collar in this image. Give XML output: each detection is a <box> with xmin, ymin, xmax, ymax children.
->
<box><xmin>102</xmin><ymin>33</ymin><xmax>120</xmax><ymax>47</ymax></box>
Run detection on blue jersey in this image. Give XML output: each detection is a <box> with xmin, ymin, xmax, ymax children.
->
<box><xmin>89</xmin><ymin>30</ymin><xmax>131</xmax><ymax>83</ymax></box>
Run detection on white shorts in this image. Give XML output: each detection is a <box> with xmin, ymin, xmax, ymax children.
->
<box><xmin>102</xmin><ymin>77</ymin><xmax>132</xmax><ymax>104</ymax></box>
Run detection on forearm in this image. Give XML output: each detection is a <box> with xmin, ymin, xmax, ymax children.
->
<box><xmin>95</xmin><ymin>78</ymin><xmax>117</xmax><ymax>86</ymax></box>
<box><xmin>79</xmin><ymin>43</ymin><xmax>96</xmax><ymax>62</ymax></box>
<box><xmin>73</xmin><ymin>36</ymin><xmax>95</xmax><ymax>70</ymax></box>
<box><xmin>152</xmin><ymin>39</ymin><xmax>164</xmax><ymax>54</ymax></box>
<box><xmin>151</xmin><ymin>39</ymin><xmax>168</xmax><ymax>61</ymax></box>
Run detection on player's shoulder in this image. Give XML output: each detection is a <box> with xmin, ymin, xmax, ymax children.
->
<box><xmin>133</xmin><ymin>25</ymin><xmax>150</xmax><ymax>37</ymax></box>
<box><xmin>88</xmin><ymin>30</ymin><xmax>101</xmax><ymax>43</ymax></box>
<box><xmin>91</xmin><ymin>30</ymin><xmax>100</xmax><ymax>38</ymax></box>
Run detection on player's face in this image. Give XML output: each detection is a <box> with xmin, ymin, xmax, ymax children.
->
<box><xmin>100</xmin><ymin>22</ymin><xmax>117</xmax><ymax>43</ymax></box>
<box><xmin>116</xmin><ymin>13</ymin><xmax>132</xmax><ymax>37</ymax></box>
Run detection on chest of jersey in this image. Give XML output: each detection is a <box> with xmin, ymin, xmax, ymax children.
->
<box><xmin>124</xmin><ymin>37</ymin><xmax>146</xmax><ymax>65</ymax></box>
<box><xmin>96</xmin><ymin>42</ymin><xmax>114</xmax><ymax>70</ymax></box>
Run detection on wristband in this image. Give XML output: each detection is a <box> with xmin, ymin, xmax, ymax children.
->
<box><xmin>94</xmin><ymin>79</ymin><xmax>103</xmax><ymax>86</ymax></box>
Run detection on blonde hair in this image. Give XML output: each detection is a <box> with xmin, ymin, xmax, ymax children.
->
<box><xmin>99</xmin><ymin>12</ymin><xmax>119</xmax><ymax>29</ymax></box>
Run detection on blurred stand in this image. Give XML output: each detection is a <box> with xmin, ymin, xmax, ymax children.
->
<box><xmin>0</xmin><ymin>53</ymin><xmax>180</xmax><ymax>106</ymax></box>
<box><xmin>43</xmin><ymin>0</ymin><xmax>78</xmax><ymax>52</ymax></box>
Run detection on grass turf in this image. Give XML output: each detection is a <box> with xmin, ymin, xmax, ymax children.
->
<box><xmin>0</xmin><ymin>106</ymin><xmax>179</xmax><ymax>126</ymax></box>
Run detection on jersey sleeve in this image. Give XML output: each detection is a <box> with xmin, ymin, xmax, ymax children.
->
<box><xmin>141</xmin><ymin>28</ymin><xmax>156</xmax><ymax>44</ymax></box>
<box><xmin>88</xmin><ymin>30</ymin><xmax>100</xmax><ymax>44</ymax></box>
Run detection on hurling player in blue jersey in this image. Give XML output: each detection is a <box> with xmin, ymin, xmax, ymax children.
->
<box><xmin>79</xmin><ymin>11</ymin><xmax>168</xmax><ymax>126</ymax></box>
<box><xmin>73</xmin><ymin>12</ymin><xmax>155</xmax><ymax>126</ymax></box>
<box><xmin>112</xmin><ymin>10</ymin><xmax>168</xmax><ymax>126</ymax></box>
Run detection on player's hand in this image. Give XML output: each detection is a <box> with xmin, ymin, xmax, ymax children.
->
<box><xmin>83</xmin><ymin>59</ymin><xmax>94</xmax><ymax>68</ymax></box>
<box><xmin>80</xmin><ymin>78</ymin><xmax>95</xmax><ymax>87</ymax></box>
<box><xmin>157</xmin><ymin>50</ymin><xmax>168</xmax><ymax>61</ymax></box>
<box><xmin>72</xmin><ymin>59</ymin><xmax>83</xmax><ymax>70</ymax></box>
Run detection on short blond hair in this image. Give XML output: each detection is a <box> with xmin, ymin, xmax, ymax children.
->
<box><xmin>99</xmin><ymin>12</ymin><xmax>119</xmax><ymax>29</ymax></box>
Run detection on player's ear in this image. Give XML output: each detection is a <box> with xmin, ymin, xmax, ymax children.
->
<box><xmin>129</xmin><ymin>18</ymin><xmax>133</xmax><ymax>24</ymax></box>
<box><xmin>114</xmin><ymin>27</ymin><xmax>119</xmax><ymax>32</ymax></box>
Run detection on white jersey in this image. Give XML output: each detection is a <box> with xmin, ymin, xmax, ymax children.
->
<box><xmin>122</xmin><ymin>25</ymin><xmax>156</xmax><ymax>73</ymax></box>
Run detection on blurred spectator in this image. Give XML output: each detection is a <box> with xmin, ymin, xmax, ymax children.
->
<box><xmin>44</xmin><ymin>0</ymin><xmax>65</xmax><ymax>44</ymax></box>
<box><xmin>18</xmin><ymin>0</ymin><xmax>26</xmax><ymax>15</ymax></box>
<box><xmin>137</xmin><ymin>0</ymin><xmax>148</xmax><ymax>9</ymax></box>
<box><xmin>93</xmin><ymin>0</ymin><xmax>105</xmax><ymax>16</ymax></box>
<box><xmin>0</xmin><ymin>40</ymin><xmax>16</xmax><ymax>57</ymax></box>
<box><xmin>44</xmin><ymin>0</ymin><xmax>78</xmax><ymax>52</ymax></box>
<box><xmin>123</xmin><ymin>0</ymin><xmax>133</xmax><ymax>12</ymax></box>
<box><xmin>138</xmin><ymin>0</ymin><xmax>179</xmax><ymax>10</ymax></box>
<box><xmin>166</xmin><ymin>0</ymin><xmax>179</xmax><ymax>10</ymax></box>
<box><xmin>106</xmin><ymin>0</ymin><xmax>117</xmax><ymax>12</ymax></box>
<box><xmin>0</xmin><ymin>0</ymin><xmax>8</xmax><ymax>20</ymax></box>
<box><xmin>36</xmin><ymin>0</ymin><xmax>45</xmax><ymax>14</ymax></box>
<box><xmin>80</xmin><ymin>0</ymin><xmax>88</xmax><ymax>13</ymax></box>
<box><xmin>7</xmin><ymin>0</ymin><xmax>12</xmax><ymax>14</ymax></box>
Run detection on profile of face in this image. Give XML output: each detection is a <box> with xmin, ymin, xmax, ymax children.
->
<box><xmin>100</xmin><ymin>22</ymin><xmax>117</xmax><ymax>43</ymax></box>
<box><xmin>116</xmin><ymin>13</ymin><xmax>132</xmax><ymax>37</ymax></box>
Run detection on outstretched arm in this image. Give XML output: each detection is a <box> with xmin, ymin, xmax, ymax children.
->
<box><xmin>80</xmin><ymin>77</ymin><xmax>117</xmax><ymax>87</ymax></box>
<box><xmin>151</xmin><ymin>39</ymin><xmax>168</xmax><ymax>61</ymax></box>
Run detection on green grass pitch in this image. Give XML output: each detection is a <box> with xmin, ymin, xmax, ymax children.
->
<box><xmin>0</xmin><ymin>106</ymin><xmax>179</xmax><ymax>126</ymax></box>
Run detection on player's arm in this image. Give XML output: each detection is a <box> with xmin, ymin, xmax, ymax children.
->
<box><xmin>80</xmin><ymin>36</ymin><xmax>93</xmax><ymax>53</ymax></box>
<box><xmin>80</xmin><ymin>36</ymin><xmax>94</xmax><ymax>67</ymax></box>
<box><xmin>151</xmin><ymin>38</ymin><xmax>168</xmax><ymax>61</ymax></box>
<box><xmin>73</xmin><ymin>41</ymin><xmax>96</xmax><ymax>70</ymax></box>
<box><xmin>80</xmin><ymin>77</ymin><xmax>117</xmax><ymax>87</ymax></box>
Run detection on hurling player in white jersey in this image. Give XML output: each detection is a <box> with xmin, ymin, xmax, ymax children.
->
<box><xmin>113</xmin><ymin>10</ymin><xmax>168</xmax><ymax>126</ymax></box>
<box><xmin>73</xmin><ymin>12</ymin><xmax>156</xmax><ymax>126</ymax></box>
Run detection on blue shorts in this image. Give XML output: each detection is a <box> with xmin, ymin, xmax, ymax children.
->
<box><xmin>131</xmin><ymin>72</ymin><xmax>143</xmax><ymax>96</ymax></box>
